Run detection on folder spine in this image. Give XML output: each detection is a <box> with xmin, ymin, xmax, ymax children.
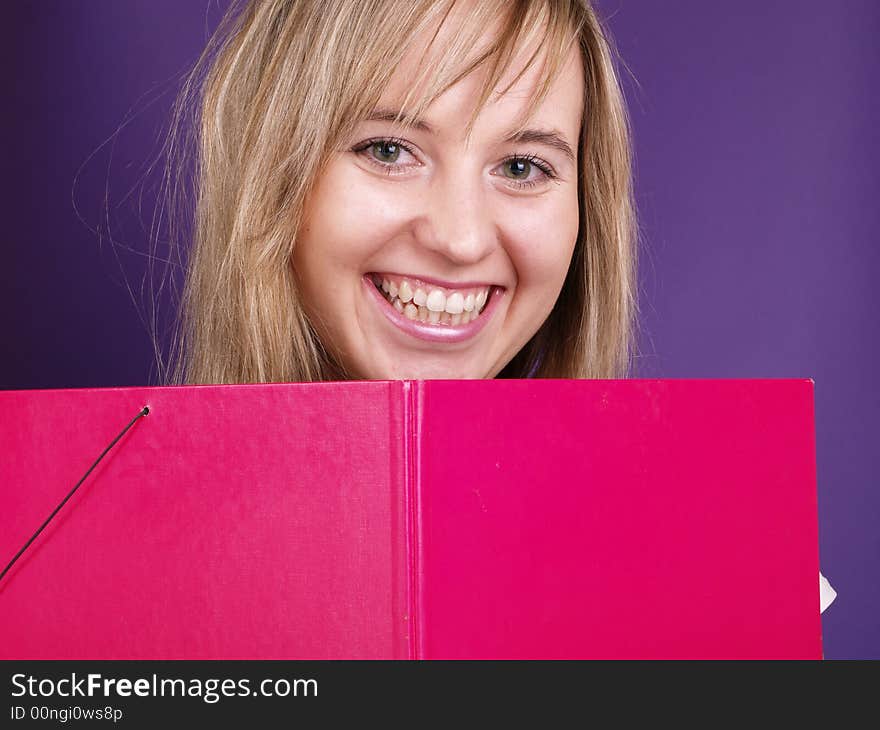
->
<box><xmin>402</xmin><ymin>380</ymin><xmax>427</xmax><ymax>660</ymax></box>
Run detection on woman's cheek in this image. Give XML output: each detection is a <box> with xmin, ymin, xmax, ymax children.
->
<box><xmin>323</xmin><ymin>173</ymin><xmax>414</xmax><ymax>263</ymax></box>
<box><xmin>500</xmin><ymin>194</ymin><xmax>578</xmax><ymax>295</ymax></box>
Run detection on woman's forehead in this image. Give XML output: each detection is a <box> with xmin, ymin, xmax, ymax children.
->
<box><xmin>373</xmin><ymin>36</ymin><xmax>584</xmax><ymax>146</ymax></box>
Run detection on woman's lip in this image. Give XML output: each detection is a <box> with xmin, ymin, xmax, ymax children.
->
<box><xmin>362</xmin><ymin>274</ymin><xmax>503</xmax><ymax>344</ymax></box>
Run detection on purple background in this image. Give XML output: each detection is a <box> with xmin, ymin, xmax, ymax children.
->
<box><xmin>2</xmin><ymin>2</ymin><xmax>877</xmax><ymax>658</ymax></box>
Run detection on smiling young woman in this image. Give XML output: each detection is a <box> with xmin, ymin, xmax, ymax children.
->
<box><xmin>166</xmin><ymin>0</ymin><xmax>637</xmax><ymax>384</ymax></box>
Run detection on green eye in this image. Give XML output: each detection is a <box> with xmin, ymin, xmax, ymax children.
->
<box><xmin>503</xmin><ymin>158</ymin><xmax>531</xmax><ymax>179</ymax></box>
<box><xmin>371</xmin><ymin>141</ymin><xmax>400</xmax><ymax>163</ymax></box>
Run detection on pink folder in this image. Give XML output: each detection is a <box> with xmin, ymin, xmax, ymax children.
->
<box><xmin>0</xmin><ymin>379</ymin><xmax>821</xmax><ymax>659</ymax></box>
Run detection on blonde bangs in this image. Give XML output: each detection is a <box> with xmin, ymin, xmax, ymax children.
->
<box><xmin>331</xmin><ymin>1</ymin><xmax>584</xmax><ymax>145</ymax></box>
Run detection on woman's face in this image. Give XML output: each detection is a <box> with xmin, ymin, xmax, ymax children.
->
<box><xmin>293</xmin><ymin>36</ymin><xmax>584</xmax><ymax>379</ymax></box>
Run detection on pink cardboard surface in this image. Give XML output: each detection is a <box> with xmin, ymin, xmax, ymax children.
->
<box><xmin>0</xmin><ymin>381</ymin><xmax>408</xmax><ymax>659</ymax></box>
<box><xmin>417</xmin><ymin>379</ymin><xmax>820</xmax><ymax>659</ymax></box>
<box><xmin>0</xmin><ymin>379</ymin><xmax>820</xmax><ymax>658</ymax></box>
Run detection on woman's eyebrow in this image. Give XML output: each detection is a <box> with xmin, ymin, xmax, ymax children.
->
<box><xmin>365</xmin><ymin>108</ymin><xmax>575</xmax><ymax>163</ymax></box>
<box><xmin>505</xmin><ymin>129</ymin><xmax>575</xmax><ymax>163</ymax></box>
<box><xmin>364</xmin><ymin>108</ymin><xmax>434</xmax><ymax>132</ymax></box>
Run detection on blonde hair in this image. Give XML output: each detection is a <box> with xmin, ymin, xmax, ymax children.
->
<box><xmin>162</xmin><ymin>0</ymin><xmax>638</xmax><ymax>384</ymax></box>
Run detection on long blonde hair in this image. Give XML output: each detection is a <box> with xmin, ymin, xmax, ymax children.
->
<box><xmin>162</xmin><ymin>0</ymin><xmax>638</xmax><ymax>384</ymax></box>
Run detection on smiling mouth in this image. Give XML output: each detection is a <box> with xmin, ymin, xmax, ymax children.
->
<box><xmin>369</xmin><ymin>273</ymin><xmax>493</xmax><ymax>326</ymax></box>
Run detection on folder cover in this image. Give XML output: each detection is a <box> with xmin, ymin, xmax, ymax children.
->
<box><xmin>0</xmin><ymin>379</ymin><xmax>821</xmax><ymax>658</ymax></box>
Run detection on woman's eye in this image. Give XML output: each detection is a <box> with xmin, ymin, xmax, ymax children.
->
<box><xmin>495</xmin><ymin>155</ymin><xmax>556</xmax><ymax>189</ymax></box>
<box><xmin>370</xmin><ymin>140</ymin><xmax>401</xmax><ymax>163</ymax></box>
<box><xmin>352</xmin><ymin>137</ymin><xmax>417</xmax><ymax>172</ymax></box>
<box><xmin>502</xmin><ymin>158</ymin><xmax>532</xmax><ymax>180</ymax></box>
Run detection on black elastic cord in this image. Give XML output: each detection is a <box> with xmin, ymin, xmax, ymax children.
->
<box><xmin>0</xmin><ymin>405</ymin><xmax>150</xmax><ymax>586</ymax></box>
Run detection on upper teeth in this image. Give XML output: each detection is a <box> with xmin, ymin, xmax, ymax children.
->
<box><xmin>375</xmin><ymin>275</ymin><xmax>492</xmax><ymax>322</ymax></box>
<box><xmin>426</xmin><ymin>289</ymin><xmax>446</xmax><ymax>312</ymax></box>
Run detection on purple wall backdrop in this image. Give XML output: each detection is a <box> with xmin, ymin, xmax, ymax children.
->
<box><xmin>2</xmin><ymin>1</ymin><xmax>877</xmax><ymax>658</ymax></box>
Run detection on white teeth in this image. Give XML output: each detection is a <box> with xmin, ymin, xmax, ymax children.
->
<box><xmin>426</xmin><ymin>289</ymin><xmax>446</xmax><ymax>312</ymax></box>
<box><xmin>398</xmin><ymin>280</ymin><xmax>413</xmax><ymax>303</ymax></box>
<box><xmin>374</xmin><ymin>275</ymin><xmax>494</xmax><ymax>326</ymax></box>
<box><xmin>445</xmin><ymin>292</ymin><xmax>464</xmax><ymax>314</ymax></box>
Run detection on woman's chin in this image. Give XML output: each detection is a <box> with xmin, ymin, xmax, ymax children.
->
<box><xmin>358</xmin><ymin>359</ymin><xmax>490</xmax><ymax>381</ymax></box>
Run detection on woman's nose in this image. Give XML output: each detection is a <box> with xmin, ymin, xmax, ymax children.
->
<box><xmin>411</xmin><ymin>171</ymin><xmax>498</xmax><ymax>265</ymax></box>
